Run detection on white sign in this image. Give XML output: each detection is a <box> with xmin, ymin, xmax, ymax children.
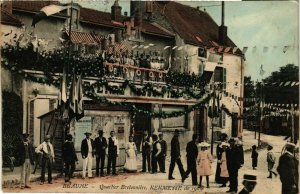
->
<box><xmin>75</xmin><ymin>116</ymin><xmax>92</xmax><ymax>149</ymax></box>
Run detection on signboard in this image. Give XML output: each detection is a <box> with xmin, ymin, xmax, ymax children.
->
<box><xmin>161</xmin><ymin>106</ymin><xmax>186</xmax><ymax>129</ymax></box>
<box><xmin>74</xmin><ymin>116</ymin><xmax>92</xmax><ymax>148</ymax></box>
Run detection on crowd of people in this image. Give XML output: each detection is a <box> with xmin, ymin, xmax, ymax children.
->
<box><xmin>16</xmin><ymin>130</ymin><xmax>299</xmax><ymax>194</ymax></box>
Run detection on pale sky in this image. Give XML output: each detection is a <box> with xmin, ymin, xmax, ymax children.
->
<box><xmin>73</xmin><ymin>0</ymin><xmax>299</xmax><ymax>81</ymax></box>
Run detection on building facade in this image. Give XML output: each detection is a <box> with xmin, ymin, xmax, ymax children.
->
<box><xmin>1</xmin><ymin>1</ymin><xmax>244</xmax><ymax>169</ymax></box>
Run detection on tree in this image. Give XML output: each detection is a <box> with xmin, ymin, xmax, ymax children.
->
<box><xmin>263</xmin><ymin>64</ymin><xmax>299</xmax><ymax>104</ymax></box>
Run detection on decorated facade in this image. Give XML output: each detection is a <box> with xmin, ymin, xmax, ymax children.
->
<box><xmin>1</xmin><ymin>1</ymin><xmax>244</xmax><ymax>169</ymax></box>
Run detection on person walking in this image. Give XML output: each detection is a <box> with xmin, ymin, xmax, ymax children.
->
<box><xmin>124</xmin><ymin>136</ymin><xmax>138</xmax><ymax>172</ymax></box>
<box><xmin>219</xmin><ymin>142</ymin><xmax>229</xmax><ymax>187</ymax></box>
<box><xmin>185</xmin><ymin>134</ymin><xmax>198</xmax><ymax>185</ymax></box>
<box><xmin>226</xmin><ymin>137</ymin><xmax>243</xmax><ymax>193</ymax></box>
<box><xmin>196</xmin><ymin>142</ymin><xmax>213</xmax><ymax>188</ymax></box>
<box><xmin>62</xmin><ymin>134</ymin><xmax>78</xmax><ymax>183</ymax></box>
<box><xmin>168</xmin><ymin>129</ymin><xmax>186</xmax><ymax>182</ymax></box>
<box><xmin>94</xmin><ymin>130</ymin><xmax>107</xmax><ymax>177</ymax></box>
<box><xmin>141</xmin><ymin>130</ymin><xmax>152</xmax><ymax>172</ymax></box>
<box><xmin>35</xmin><ymin>134</ymin><xmax>55</xmax><ymax>185</ymax></box>
<box><xmin>81</xmin><ymin>132</ymin><xmax>94</xmax><ymax>179</ymax></box>
<box><xmin>151</xmin><ymin>134</ymin><xmax>162</xmax><ymax>174</ymax></box>
<box><xmin>158</xmin><ymin>133</ymin><xmax>167</xmax><ymax>173</ymax></box>
<box><xmin>277</xmin><ymin>142</ymin><xmax>297</xmax><ymax>194</ymax></box>
<box><xmin>107</xmin><ymin>131</ymin><xmax>119</xmax><ymax>175</ymax></box>
<box><xmin>17</xmin><ymin>133</ymin><xmax>35</xmax><ymax>189</ymax></box>
<box><xmin>215</xmin><ymin>133</ymin><xmax>228</xmax><ymax>184</ymax></box>
<box><xmin>266</xmin><ymin>145</ymin><xmax>277</xmax><ymax>178</ymax></box>
<box><xmin>251</xmin><ymin>145</ymin><xmax>258</xmax><ymax>170</ymax></box>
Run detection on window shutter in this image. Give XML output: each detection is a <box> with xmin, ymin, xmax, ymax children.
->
<box><xmin>223</xmin><ymin>68</ymin><xmax>227</xmax><ymax>90</ymax></box>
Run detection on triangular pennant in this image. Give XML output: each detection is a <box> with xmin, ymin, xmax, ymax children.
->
<box><xmin>252</xmin><ymin>46</ymin><xmax>257</xmax><ymax>53</ymax></box>
<box><xmin>242</xmin><ymin>47</ymin><xmax>248</xmax><ymax>54</ymax></box>
<box><xmin>283</xmin><ymin>46</ymin><xmax>290</xmax><ymax>53</ymax></box>
<box><xmin>233</xmin><ymin>47</ymin><xmax>238</xmax><ymax>54</ymax></box>
<box><xmin>263</xmin><ymin>46</ymin><xmax>269</xmax><ymax>53</ymax></box>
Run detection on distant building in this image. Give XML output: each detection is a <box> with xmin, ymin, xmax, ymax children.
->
<box><xmin>1</xmin><ymin>1</ymin><xmax>244</xmax><ymax>169</ymax></box>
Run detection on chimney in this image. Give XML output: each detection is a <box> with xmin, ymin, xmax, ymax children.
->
<box><xmin>218</xmin><ymin>1</ymin><xmax>227</xmax><ymax>45</ymax></box>
<box><xmin>130</xmin><ymin>0</ymin><xmax>143</xmax><ymax>26</ymax></box>
<box><xmin>111</xmin><ymin>0</ymin><xmax>122</xmax><ymax>22</ymax></box>
<box><xmin>1</xmin><ymin>1</ymin><xmax>13</xmax><ymax>14</ymax></box>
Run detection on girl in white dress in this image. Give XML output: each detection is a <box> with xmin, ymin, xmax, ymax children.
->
<box><xmin>197</xmin><ymin>142</ymin><xmax>213</xmax><ymax>188</ymax></box>
<box><xmin>124</xmin><ymin>136</ymin><xmax>138</xmax><ymax>172</ymax></box>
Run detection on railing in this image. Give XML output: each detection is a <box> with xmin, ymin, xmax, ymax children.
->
<box><xmin>104</xmin><ymin>62</ymin><xmax>167</xmax><ymax>83</ymax></box>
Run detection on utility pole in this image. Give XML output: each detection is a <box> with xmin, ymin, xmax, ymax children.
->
<box><xmin>258</xmin><ymin>65</ymin><xmax>264</xmax><ymax>147</ymax></box>
<box><xmin>210</xmin><ymin>83</ymin><xmax>216</xmax><ymax>155</ymax></box>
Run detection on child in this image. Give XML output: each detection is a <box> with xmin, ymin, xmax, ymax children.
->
<box><xmin>267</xmin><ymin>145</ymin><xmax>277</xmax><ymax>178</ymax></box>
<box><xmin>251</xmin><ymin>145</ymin><xmax>258</xmax><ymax>170</ymax></box>
<box><xmin>197</xmin><ymin>142</ymin><xmax>213</xmax><ymax>188</ymax></box>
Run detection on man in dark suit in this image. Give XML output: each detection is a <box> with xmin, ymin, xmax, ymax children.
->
<box><xmin>94</xmin><ymin>130</ymin><xmax>107</xmax><ymax>177</ymax></box>
<box><xmin>185</xmin><ymin>134</ymin><xmax>198</xmax><ymax>185</ymax></box>
<box><xmin>226</xmin><ymin>138</ymin><xmax>243</xmax><ymax>193</ymax></box>
<box><xmin>238</xmin><ymin>174</ymin><xmax>257</xmax><ymax>194</ymax></box>
<box><xmin>17</xmin><ymin>133</ymin><xmax>35</xmax><ymax>189</ymax></box>
<box><xmin>81</xmin><ymin>132</ymin><xmax>94</xmax><ymax>179</ymax></box>
<box><xmin>158</xmin><ymin>133</ymin><xmax>167</xmax><ymax>173</ymax></box>
<box><xmin>107</xmin><ymin>131</ymin><xmax>119</xmax><ymax>176</ymax></box>
<box><xmin>277</xmin><ymin>142</ymin><xmax>297</xmax><ymax>194</ymax></box>
<box><xmin>141</xmin><ymin>130</ymin><xmax>152</xmax><ymax>172</ymax></box>
<box><xmin>168</xmin><ymin>129</ymin><xmax>186</xmax><ymax>182</ymax></box>
<box><xmin>151</xmin><ymin>134</ymin><xmax>162</xmax><ymax>174</ymax></box>
<box><xmin>62</xmin><ymin>134</ymin><xmax>78</xmax><ymax>183</ymax></box>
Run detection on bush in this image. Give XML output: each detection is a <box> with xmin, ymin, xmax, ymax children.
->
<box><xmin>2</xmin><ymin>91</ymin><xmax>23</xmax><ymax>166</ymax></box>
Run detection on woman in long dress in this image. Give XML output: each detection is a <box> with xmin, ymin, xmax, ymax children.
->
<box><xmin>215</xmin><ymin>133</ymin><xmax>228</xmax><ymax>184</ymax></box>
<box><xmin>124</xmin><ymin>136</ymin><xmax>138</xmax><ymax>172</ymax></box>
<box><xmin>219</xmin><ymin>142</ymin><xmax>229</xmax><ymax>187</ymax></box>
<box><xmin>197</xmin><ymin>142</ymin><xmax>213</xmax><ymax>188</ymax></box>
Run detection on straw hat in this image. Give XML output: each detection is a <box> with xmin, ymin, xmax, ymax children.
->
<box><xmin>199</xmin><ymin>142</ymin><xmax>210</xmax><ymax>147</ymax></box>
<box><xmin>219</xmin><ymin>142</ymin><xmax>230</xmax><ymax>148</ymax></box>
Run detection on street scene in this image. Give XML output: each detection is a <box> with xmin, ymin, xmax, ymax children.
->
<box><xmin>1</xmin><ymin>1</ymin><xmax>299</xmax><ymax>194</ymax></box>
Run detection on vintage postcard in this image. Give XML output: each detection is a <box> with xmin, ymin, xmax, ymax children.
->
<box><xmin>1</xmin><ymin>0</ymin><xmax>298</xmax><ymax>193</ymax></box>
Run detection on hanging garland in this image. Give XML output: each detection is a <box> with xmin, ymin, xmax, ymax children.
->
<box><xmin>221</xmin><ymin>105</ymin><xmax>244</xmax><ymax>120</ymax></box>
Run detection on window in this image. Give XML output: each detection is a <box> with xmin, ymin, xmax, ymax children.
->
<box><xmin>214</xmin><ymin>67</ymin><xmax>226</xmax><ymax>90</ymax></box>
<box><xmin>198</xmin><ymin>47</ymin><xmax>207</xmax><ymax>58</ymax></box>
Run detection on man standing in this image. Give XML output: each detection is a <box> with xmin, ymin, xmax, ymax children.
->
<box><xmin>107</xmin><ymin>131</ymin><xmax>119</xmax><ymax>175</ymax></box>
<box><xmin>35</xmin><ymin>134</ymin><xmax>55</xmax><ymax>185</ymax></box>
<box><xmin>94</xmin><ymin>130</ymin><xmax>107</xmax><ymax>177</ymax></box>
<box><xmin>185</xmin><ymin>134</ymin><xmax>198</xmax><ymax>185</ymax></box>
<box><xmin>226</xmin><ymin>137</ymin><xmax>243</xmax><ymax>193</ymax></box>
<box><xmin>151</xmin><ymin>134</ymin><xmax>161</xmax><ymax>174</ymax></box>
<box><xmin>81</xmin><ymin>132</ymin><xmax>94</xmax><ymax>179</ymax></box>
<box><xmin>277</xmin><ymin>142</ymin><xmax>297</xmax><ymax>194</ymax></box>
<box><xmin>158</xmin><ymin>133</ymin><xmax>167</xmax><ymax>173</ymax></box>
<box><xmin>141</xmin><ymin>130</ymin><xmax>152</xmax><ymax>172</ymax></box>
<box><xmin>168</xmin><ymin>129</ymin><xmax>186</xmax><ymax>182</ymax></box>
<box><xmin>18</xmin><ymin>133</ymin><xmax>35</xmax><ymax>189</ymax></box>
<box><xmin>62</xmin><ymin>134</ymin><xmax>78</xmax><ymax>183</ymax></box>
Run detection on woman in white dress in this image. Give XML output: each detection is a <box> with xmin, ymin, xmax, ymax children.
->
<box><xmin>124</xmin><ymin>136</ymin><xmax>138</xmax><ymax>172</ymax></box>
<box><xmin>219</xmin><ymin>142</ymin><xmax>229</xmax><ymax>187</ymax></box>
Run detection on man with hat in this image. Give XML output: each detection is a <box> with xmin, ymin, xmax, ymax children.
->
<box><xmin>94</xmin><ymin>130</ymin><xmax>107</xmax><ymax>177</ymax></box>
<box><xmin>107</xmin><ymin>130</ymin><xmax>119</xmax><ymax>175</ymax></box>
<box><xmin>185</xmin><ymin>134</ymin><xmax>198</xmax><ymax>185</ymax></box>
<box><xmin>81</xmin><ymin>131</ymin><xmax>94</xmax><ymax>179</ymax></box>
<box><xmin>17</xmin><ymin>133</ymin><xmax>35</xmax><ymax>189</ymax></box>
<box><xmin>158</xmin><ymin>133</ymin><xmax>167</xmax><ymax>173</ymax></box>
<box><xmin>168</xmin><ymin>129</ymin><xmax>186</xmax><ymax>182</ymax></box>
<box><xmin>277</xmin><ymin>142</ymin><xmax>298</xmax><ymax>194</ymax></box>
<box><xmin>35</xmin><ymin>134</ymin><xmax>55</xmax><ymax>184</ymax></box>
<box><xmin>141</xmin><ymin>130</ymin><xmax>153</xmax><ymax>173</ymax></box>
<box><xmin>62</xmin><ymin>134</ymin><xmax>78</xmax><ymax>183</ymax></box>
<box><xmin>226</xmin><ymin>137</ymin><xmax>243</xmax><ymax>193</ymax></box>
<box><xmin>238</xmin><ymin>174</ymin><xmax>257</xmax><ymax>194</ymax></box>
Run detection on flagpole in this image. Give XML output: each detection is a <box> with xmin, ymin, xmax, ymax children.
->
<box><xmin>258</xmin><ymin>65</ymin><xmax>264</xmax><ymax>147</ymax></box>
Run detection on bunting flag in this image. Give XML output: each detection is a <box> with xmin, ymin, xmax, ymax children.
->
<box><xmin>172</xmin><ymin>46</ymin><xmax>178</xmax><ymax>50</ymax></box>
<box><xmin>233</xmin><ymin>47</ymin><xmax>238</xmax><ymax>54</ymax></box>
<box><xmin>224</xmin><ymin>47</ymin><xmax>231</xmax><ymax>53</ymax></box>
<box><xmin>68</xmin><ymin>75</ymin><xmax>77</xmax><ymax>122</ymax></box>
<box><xmin>218</xmin><ymin>47</ymin><xmax>223</xmax><ymax>52</ymax></box>
<box><xmin>209</xmin><ymin>47</ymin><xmax>215</xmax><ymax>52</ymax></box>
<box><xmin>259</xmin><ymin>64</ymin><xmax>265</xmax><ymax>76</ymax></box>
<box><xmin>32</xmin><ymin>4</ymin><xmax>70</xmax><ymax>27</ymax></box>
<box><xmin>76</xmin><ymin>75</ymin><xmax>84</xmax><ymax>121</ymax></box>
<box><xmin>164</xmin><ymin>46</ymin><xmax>170</xmax><ymax>50</ymax></box>
<box><xmin>263</xmin><ymin>46</ymin><xmax>269</xmax><ymax>53</ymax></box>
<box><xmin>283</xmin><ymin>46</ymin><xmax>289</xmax><ymax>53</ymax></box>
<box><xmin>252</xmin><ymin>46</ymin><xmax>257</xmax><ymax>53</ymax></box>
<box><xmin>242</xmin><ymin>47</ymin><xmax>248</xmax><ymax>54</ymax></box>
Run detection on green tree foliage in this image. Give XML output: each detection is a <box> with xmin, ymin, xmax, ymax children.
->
<box><xmin>263</xmin><ymin>64</ymin><xmax>299</xmax><ymax>104</ymax></box>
